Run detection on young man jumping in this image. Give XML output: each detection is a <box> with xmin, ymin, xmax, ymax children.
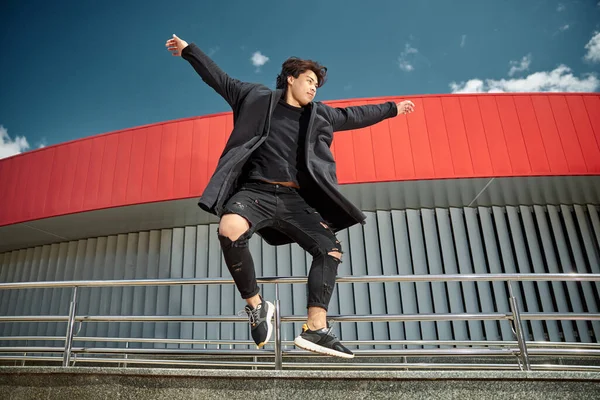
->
<box><xmin>166</xmin><ymin>34</ymin><xmax>414</xmax><ymax>358</ymax></box>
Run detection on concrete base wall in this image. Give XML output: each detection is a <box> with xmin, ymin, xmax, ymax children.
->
<box><xmin>1</xmin><ymin>367</ymin><xmax>599</xmax><ymax>400</ymax></box>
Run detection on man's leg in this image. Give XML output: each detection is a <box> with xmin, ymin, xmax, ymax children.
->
<box><xmin>276</xmin><ymin>194</ymin><xmax>354</xmax><ymax>358</ymax></box>
<box><xmin>291</xmin><ymin>230</ymin><xmax>353</xmax><ymax>358</ymax></box>
<box><xmin>218</xmin><ymin>213</ymin><xmax>261</xmax><ymax>308</ymax></box>
<box><xmin>306</xmin><ymin>250</ymin><xmax>342</xmax><ymax>330</ymax></box>
<box><xmin>218</xmin><ymin>187</ymin><xmax>277</xmax><ymax>348</ymax></box>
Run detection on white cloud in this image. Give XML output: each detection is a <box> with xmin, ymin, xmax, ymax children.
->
<box><xmin>450</xmin><ymin>65</ymin><xmax>599</xmax><ymax>93</ymax></box>
<box><xmin>557</xmin><ymin>4</ymin><xmax>565</xmax><ymax>12</ymax></box>
<box><xmin>403</xmin><ymin>43</ymin><xmax>418</xmax><ymax>55</ymax></box>
<box><xmin>559</xmin><ymin>24</ymin><xmax>570</xmax><ymax>32</ymax></box>
<box><xmin>584</xmin><ymin>31</ymin><xmax>600</xmax><ymax>63</ymax></box>
<box><xmin>398</xmin><ymin>60</ymin><xmax>414</xmax><ymax>72</ymax></box>
<box><xmin>0</xmin><ymin>125</ymin><xmax>30</xmax><ymax>159</ymax></box>
<box><xmin>251</xmin><ymin>51</ymin><xmax>269</xmax><ymax>69</ymax></box>
<box><xmin>508</xmin><ymin>54</ymin><xmax>532</xmax><ymax>76</ymax></box>
<box><xmin>450</xmin><ymin>79</ymin><xmax>486</xmax><ymax>93</ymax></box>
<box><xmin>460</xmin><ymin>35</ymin><xmax>467</xmax><ymax>48</ymax></box>
<box><xmin>398</xmin><ymin>43</ymin><xmax>418</xmax><ymax>72</ymax></box>
<box><xmin>207</xmin><ymin>46</ymin><xmax>220</xmax><ymax>57</ymax></box>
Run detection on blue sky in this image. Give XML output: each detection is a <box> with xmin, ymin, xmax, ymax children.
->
<box><xmin>1</xmin><ymin>0</ymin><xmax>599</xmax><ymax>158</ymax></box>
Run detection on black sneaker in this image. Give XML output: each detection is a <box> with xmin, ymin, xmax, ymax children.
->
<box><xmin>241</xmin><ymin>296</ymin><xmax>274</xmax><ymax>348</ymax></box>
<box><xmin>293</xmin><ymin>323</ymin><xmax>354</xmax><ymax>359</ymax></box>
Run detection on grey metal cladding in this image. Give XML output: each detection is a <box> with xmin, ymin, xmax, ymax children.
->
<box><xmin>1</xmin><ymin>205</ymin><xmax>599</xmax><ymax>348</ymax></box>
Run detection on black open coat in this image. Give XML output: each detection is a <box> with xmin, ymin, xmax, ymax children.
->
<box><xmin>182</xmin><ymin>43</ymin><xmax>398</xmax><ymax>245</ymax></box>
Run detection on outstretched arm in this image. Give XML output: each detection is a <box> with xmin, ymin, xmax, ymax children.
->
<box><xmin>323</xmin><ymin>100</ymin><xmax>415</xmax><ymax>132</ymax></box>
<box><xmin>166</xmin><ymin>34</ymin><xmax>255</xmax><ymax>108</ymax></box>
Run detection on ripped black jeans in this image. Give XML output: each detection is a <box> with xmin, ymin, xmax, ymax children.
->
<box><xmin>218</xmin><ymin>181</ymin><xmax>342</xmax><ymax>311</ymax></box>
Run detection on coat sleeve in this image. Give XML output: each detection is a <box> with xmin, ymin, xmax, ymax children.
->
<box><xmin>321</xmin><ymin>102</ymin><xmax>398</xmax><ymax>132</ymax></box>
<box><xmin>181</xmin><ymin>43</ymin><xmax>256</xmax><ymax>108</ymax></box>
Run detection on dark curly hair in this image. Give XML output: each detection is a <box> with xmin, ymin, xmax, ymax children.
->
<box><xmin>275</xmin><ymin>57</ymin><xmax>328</xmax><ymax>90</ymax></box>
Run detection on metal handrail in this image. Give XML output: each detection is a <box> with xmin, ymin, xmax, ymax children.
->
<box><xmin>2</xmin><ymin>312</ymin><xmax>600</xmax><ymax>324</ymax></box>
<box><xmin>3</xmin><ymin>336</ymin><xmax>600</xmax><ymax>349</ymax></box>
<box><xmin>1</xmin><ymin>355</ymin><xmax>599</xmax><ymax>371</ymax></box>
<box><xmin>1</xmin><ymin>273</ymin><xmax>599</xmax><ymax>371</ymax></box>
<box><xmin>0</xmin><ymin>273</ymin><xmax>599</xmax><ymax>290</ymax></box>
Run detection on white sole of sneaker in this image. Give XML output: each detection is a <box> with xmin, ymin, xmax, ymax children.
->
<box><xmin>257</xmin><ymin>301</ymin><xmax>274</xmax><ymax>348</ymax></box>
<box><xmin>293</xmin><ymin>336</ymin><xmax>355</xmax><ymax>359</ymax></box>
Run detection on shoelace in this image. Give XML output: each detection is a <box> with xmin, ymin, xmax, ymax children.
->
<box><xmin>325</xmin><ymin>324</ymin><xmax>337</xmax><ymax>338</ymax></box>
<box><xmin>238</xmin><ymin>306</ymin><xmax>260</xmax><ymax>325</ymax></box>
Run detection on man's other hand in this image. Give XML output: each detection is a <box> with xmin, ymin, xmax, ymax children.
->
<box><xmin>166</xmin><ymin>34</ymin><xmax>189</xmax><ymax>57</ymax></box>
<box><xmin>397</xmin><ymin>100</ymin><xmax>415</xmax><ymax>115</ymax></box>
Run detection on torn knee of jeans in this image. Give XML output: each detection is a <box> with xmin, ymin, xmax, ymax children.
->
<box><xmin>327</xmin><ymin>251</ymin><xmax>342</xmax><ymax>263</ymax></box>
<box><xmin>218</xmin><ymin>232</ymin><xmax>250</xmax><ymax>248</ymax></box>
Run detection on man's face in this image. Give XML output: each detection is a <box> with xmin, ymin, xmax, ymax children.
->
<box><xmin>288</xmin><ymin>70</ymin><xmax>318</xmax><ymax>106</ymax></box>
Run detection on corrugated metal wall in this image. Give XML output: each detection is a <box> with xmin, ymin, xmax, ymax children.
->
<box><xmin>1</xmin><ymin>204</ymin><xmax>599</xmax><ymax>349</ymax></box>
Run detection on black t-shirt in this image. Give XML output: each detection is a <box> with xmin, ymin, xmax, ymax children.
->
<box><xmin>242</xmin><ymin>99</ymin><xmax>310</xmax><ymax>186</ymax></box>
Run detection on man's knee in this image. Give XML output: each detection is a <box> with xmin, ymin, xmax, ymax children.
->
<box><xmin>218</xmin><ymin>214</ymin><xmax>250</xmax><ymax>241</ymax></box>
<box><xmin>327</xmin><ymin>251</ymin><xmax>342</xmax><ymax>262</ymax></box>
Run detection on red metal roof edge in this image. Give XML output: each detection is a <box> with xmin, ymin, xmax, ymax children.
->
<box><xmin>2</xmin><ymin>92</ymin><xmax>598</xmax><ymax>163</ymax></box>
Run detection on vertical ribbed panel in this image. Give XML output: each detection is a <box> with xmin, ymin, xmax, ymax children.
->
<box><xmin>1</xmin><ymin>204</ymin><xmax>599</xmax><ymax>348</ymax></box>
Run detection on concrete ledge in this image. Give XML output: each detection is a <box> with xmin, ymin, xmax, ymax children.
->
<box><xmin>1</xmin><ymin>367</ymin><xmax>600</xmax><ymax>399</ymax></box>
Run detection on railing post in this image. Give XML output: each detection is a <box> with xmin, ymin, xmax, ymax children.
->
<box><xmin>62</xmin><ymin>286</ymin><xmax>78</xmax><ymax>367</ymax></box>
<box><xmin>507</xmin><ymin>281</ymin><xmax>531</xmax><ymax>371</ymax></box>
<box><xmin>274</xmin><ymin>283</ymin><xmax>283</xmax><ymax>370</ymax></box>
<box><xmin>123</xmin><ymin>341</ymin><xmax>129</xmax><ymax>368</ymax></box>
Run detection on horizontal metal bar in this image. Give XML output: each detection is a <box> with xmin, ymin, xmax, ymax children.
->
<box><xmin>68</xmin><ymin>347</ymin><xmax>600</xmax><ymax>358</ymax></box>
<box><xmin>66</xmin><ymin>337</ymin><xmax>518</xmax><ymax>347</ymax></box>
<box><xmin>521</xmin><ymin>313</ymin><xmax>600</xmax><ymax>321</ymax></box>
<box><xmin>76</xmin><ymin>313</ymin><xmax>510</xmax><ymax>323</ymax></box>
<box><xmin>0</xmin><ymin>346</ymin><xmax>525</xmax><ymax>358</ymax></box>
<box><xmin>335</xmin><ymin>273</ymin><xmax>600</xmax><ymax>283</ymax></box>
<box><xmin>74</xmin><ymin>315</ymin><xmax>247</xmax><ymax>322</ymax></box>
<box><xmin>71</xmin><ymin>357</ymin><xmax>274</xmax><ymax>368</ymax></box>
<box><xmin>71</xmin><ymin>347</ymin><xmax>271</xmax><ymax>356</ymax></box>
<box><xmin>283</xmin><ymin>349</ymin><xmax>520</xmax><ymax>357</ymax></box>
<box><xmin>0</xmin><ymin>313</ymin><xmax>512</xmax><ymax>323</ymax></box>
<box><xmin>283</xmin><ymin>313</ymin><xmax>512</xmax><ymax>323</ymax></box>
<box><xmin>0</xmin><ymin>273</ymin><xmax>599</xmax><ymax>290</ymax></box>
<box><xmin>20</xmin><ymin>347</ymin><xmax>523</xmax><ymax>358</ymax></box>
<box><xmin>0</xmin><ymin>347</ymin><xmax>65</xmax><ymax>353</ymax></box>
<box><xmin>0</xmin><ymin>316</ymin><xmax>69</xmax><ymax>322</ymax></box>
<box><xmin>2</xmin><ymin>312</ymin><xmax>599</xmax><ymax>325</ymax></box>
<box><xmin>0</xmin><ymin>336</ymin><xmax>65</xmax><ymax>342</ymax></box>
<box><xmin>0</xmin><ymin>356</ymin><xmax>272</xmax><ymax>368</ymax></box>
<box><xmin>520</xmin><ymin>341</ymin><xmax>600</xmax><ymax>349</ymax></box>
<box><xmin>0</xmin><ymin>356</ymin><xmax>62</xmax><ymax>362</ymax></box>
<box><xmin>2</xmin><ymin>337</ymin><xmax>599</xmax><ymax>351</ymax></box>
<box><xmin>340</xmin><ymin>340</ymin><xmax>600</xmax><ymax>349</ymax></box>
<box><xmin>68</xmin><ymin>338</ymin><xmax>516</xmax><ymax>347</ymax></box>
<box><xmin>527</xmin><ymin>349</ymin><xmax>600</xmax><ymax>356</ymax></box>
<box><xmin>71</xmin><ymin>337</ymin><xmax>256</xmax><ymax>345</ymax></box>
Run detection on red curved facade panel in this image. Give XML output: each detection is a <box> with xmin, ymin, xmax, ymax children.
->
<box><xmin>0</xmin><ymin>93</ymin><xmax>598</xmax><ymax>227</ymax></box>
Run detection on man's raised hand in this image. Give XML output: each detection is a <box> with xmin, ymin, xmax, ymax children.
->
<box><xmin>396</xmin><ymin>100</ymin><xmax>415</xmax><ymax>116</ymax></box>
<box><xmin>165</xmin><ymin>34</ymin><xmax>189</xmax><ymax>57</ymax></box>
